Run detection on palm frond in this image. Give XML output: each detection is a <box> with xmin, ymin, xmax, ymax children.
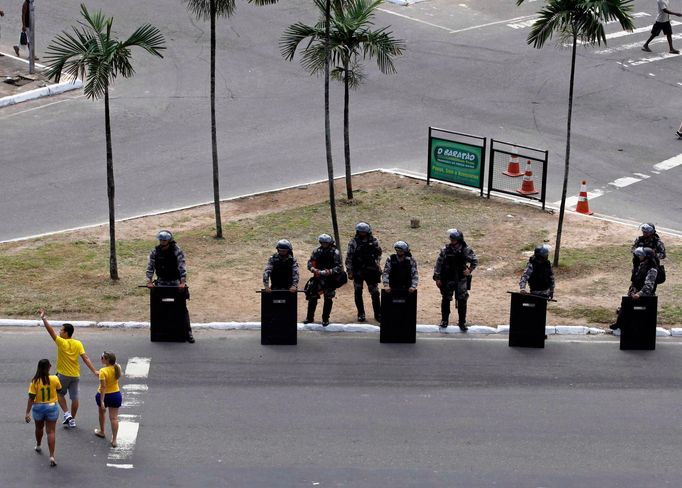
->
<box><xmin>184</xmin><ymin>0</ymin><xmax>236</xmax><ymax>20</ymax></box>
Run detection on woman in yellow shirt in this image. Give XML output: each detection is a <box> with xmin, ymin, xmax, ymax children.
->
<box><xmin>93</xmin><ymin>351</ymin><xmax>123</xmax><ymax>448</ymax></box>
<box><xmin>25</xmin><ymin>358</ymin><xmax>61</xmax><ymax>467</ymax></box>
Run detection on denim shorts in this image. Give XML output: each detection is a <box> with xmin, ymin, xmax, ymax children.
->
<box><xmin>56</xmin><ymin>373</ymin><xmax>79</xmax><ymax>400</ymax></box>
<box><xmin>32</xmin><ymin>402</ymin><xmax>59</xmax><ymax>422</ymax></box>
<box><xmin>95</xmin><ymin>391</ymin><xmax>122</xmax><ymax>409</ymax></box>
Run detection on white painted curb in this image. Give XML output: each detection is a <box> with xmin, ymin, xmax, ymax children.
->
<box><xmin>0</xmin><ymin>78</ymin><xmax>83</xmax><ymax>108</ymax></box>
<box><xmin>0</xmin><ymin>319</ymin><xmax>674</xmax><ymax>337</ymax></box>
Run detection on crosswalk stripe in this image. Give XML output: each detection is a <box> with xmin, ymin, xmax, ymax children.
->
<box><xmin>595</xmin><ymin>34</ymin><xmax>682</xmax><ymax>54</ymax></box>
<box><xmin>629</xmin><ymin>51</ymin><xmax>681</xmax><ymax>66</ymax></box>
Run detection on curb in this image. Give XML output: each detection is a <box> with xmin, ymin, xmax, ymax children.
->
<box><xmin>0</xmin><ymin>319</ymin><xmax>677</xmax><ymax>337</ymax></box>
<box><xmin>0</xmin><ymin>78</ymin><xmax>83</xmax><ymax>108</ymax></box>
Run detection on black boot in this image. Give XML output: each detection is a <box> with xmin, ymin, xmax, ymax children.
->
<box><xmin>322</xmin><ymin>298</ymin><xmax>333</xmax><ymax>327</ymax></box>
<box><xmin>371</xmin><ymin>292</ymin><xmax>381</xmax><ymax>322</ymax></box>
<box><xmin>354</xmin><ymin>288</ymin><xmax>366</xmax><ymax>322</ymax></box>
<box><xmin>185</xmin><ymin>309</ymin><xmax>195</xmax><ymax>343</ymax></box>
<box><xmin>440</xmin><ymin>298</ymin><xmax>450</xmax><ymax>328</ymax></box>
<box><xmin>457</xmin><ymin>299</ymin><xmax>468</xmax><ymax>332</ymax></box>
<box><xmin>304</xmin><ymin>299</ymin><xmax>317</xmax><ymax>324</ymax></box>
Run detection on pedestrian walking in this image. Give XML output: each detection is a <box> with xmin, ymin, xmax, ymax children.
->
<box><xmin>381</xmin><ymin>241</ymin><xmax>418</xmax><ymax>294</ymax></box>
<box><xmin>642</xmin><ymin>0</ymin><xmax>682</xmax><ymax>54</ymax></box>
<box><xmin>146</xmin><ymin>230</ymin><xmax>195</xmax><ymax>343</ymax></box>
<box><xmin>39</xmin><ymin>310</ymin><xmax>98</xmax><ymax>430</ymax></box>
<box><xmin>263</xmin><ymin>239</ymin><xmax>300</xmax><ymax>293</ymax></box>
<box><xmin>25</xmin><ymin>358</ymin><xmax>61</xmax><ymax>467</ymax></box>
<box><xmin>0</xmin><ymin>9</ymin><xmax>5</xmax><ymax>57</ymax></box>
<box><xmin>433</xmin><ymin>228</ymin><xmax>478</xmax><ymax>331</ymax></box>
<box><xmin>346</xmin><ymin>222</ymin><xmax>382</xmax><ymax>322</ymax></box>
<box><xmin>12</xmin><ymin>0</ymin><xmax>36</xmax><ymax>59</ymax></box>
<box><xmin>610</xmin><ymin>247</ymin><xmax>660</xmax><ymax>330</ymax></box>
<box><xmin>519</xmin><ymin>245</ymin><xmax>555</xmax><ymax>299</ymax></box>
<box><xmin>304</xmin><ymin>234</ymin><xmax>344</xmax><ymax>326</ymax></box>
<box><xmin>93</xmin><ymin>351</ymin><xmax>123</xmax><ymax>448</ymax></box>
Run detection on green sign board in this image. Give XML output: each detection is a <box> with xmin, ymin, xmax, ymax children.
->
<box><xmin>429</xmin><ymin>137</ymin><xmax>483</xmax><ymax>188</ymax></box>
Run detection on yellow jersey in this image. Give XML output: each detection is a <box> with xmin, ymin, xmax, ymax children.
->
<box><xmin>98</xmin><ymin>365</ymin><xmax>121</xmax><ymax>394</ymax></box>
<box><xmin>54</xmin><ymin>336</ymin><xmax>85</xmax><ymax>377</ymax></box>
<box><xmin>28</xmin><ymin>375</ymin><xmax>62</xmax><ymax>403</ymax></box>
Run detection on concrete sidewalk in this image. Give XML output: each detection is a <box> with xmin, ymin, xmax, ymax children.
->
<box><xmin>0</xmin><ymin>50</ymin><xmax>82</xmax><ymax>107</ymax></box>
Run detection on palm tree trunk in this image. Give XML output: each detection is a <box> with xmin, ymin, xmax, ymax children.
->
<box><xmin>104</xmin><ymin>86</ymin><xmax>119</xmax><ymax>280</ymax></box>
<box><xmin>211</xmin><ymin>0</ymin><xmax>223</xmax><ymax>239</ymax></box>
<box><xmin>553</xmin><ymin>33</ymin><xmax>577</xmax><ymax>268</ymax></box>
<box><xmin>324</xmin><ymin>0</ymin><xmax>342</xmax><ymax>257</ymax></box>
<box><xmin>343</xmin><ymin>61</ymin><xmax>352</xmax><ymax>201</ymax></box>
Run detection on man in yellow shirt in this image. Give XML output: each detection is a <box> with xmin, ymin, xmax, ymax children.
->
<box><xmin>39</xmin><ymin>310</ymin><xmax>98</xmax><ymax>429</ymax></box>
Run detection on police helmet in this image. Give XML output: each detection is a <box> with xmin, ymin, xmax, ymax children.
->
<box><xmin>318</xmin><ymin>234</ymin><xmax>333</xmax><ymax>244</ymax></box>
<box><xmin>157</xmin><ymin>230</ymin><xmax>173</xmax><ymax>241</ymax></box>
<box><xmin>447</xmin><ymin>228</ymin><xmax>463</xmax><ymax>241</ymax></box>
<box><xmin>394</xmin><ymin>241</ymin><xmax>409</xmax><ymax>252</ymax></box>
<box><xmin>276</xmin><ymin>239</ymin><xmax>292</xmax><ymax>251</ymax></box>
<box><xmin>355</xmin><ymin>222</ymin><xmax>371</xmax><ymax>234</ymax></box>
<box><xmin>640</xmin><ymin>223</ymin><xmax>656</xmax><ymax>234</ymax></box>
<box><xmin>534</xmin><ymin>244</ymin><xmax>550</xmax><ymax>258</ymax></box>
<box><xmin>633</xmin><ymin>247</ymin><xmax>654</xmax><ymax>258</ymax></box>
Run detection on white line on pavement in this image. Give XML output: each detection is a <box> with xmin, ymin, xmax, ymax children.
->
<box><xmin>124</xmin><ymin>357</ymin><xmax>151</xmax><ymax>379</ymax></box>
<box><xmin>654</xmin><ymin>153</ymin><xmax>682</xmax><ymax>171</ymax></box>
<box><xmin>595</xmin><ymin>34</ymin><xmax>682</xmax><ymax>54</ymax></box>
<box><xmin>556</xmin><ymin>189</ymin><xmax>604</xmax><ymax>208</ymax></box>
<box><xmin>608</xmin><ymin>176</ymin><xmax>641</xmax><ymax>188</ymax></box>
<box><xmin>376</xmin><ymin>9</ymin><xmax>537</xmax><ymax>35</ymax></box>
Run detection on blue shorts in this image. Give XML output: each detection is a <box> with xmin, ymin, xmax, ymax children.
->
<box><xmin>32</xmin><ymin>402</ymin><xmax>59</xmax><ymax>422</ymax></box>
<box><xmin>95</xmin><ymin>391</ymin><xmax>122</xmax><ymax>409</ymax></box>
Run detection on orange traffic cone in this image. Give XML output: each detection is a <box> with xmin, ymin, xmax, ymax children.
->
<box><xmin>503</xmin><ymin>148</ymin><xmax>524</xmax><ymax>177</ymax></box>
<box><xmin>516</xmin><ymin>160</ymin><xmax>539</xmax><ymax>195</ymax></box>
<box><xmin>575</xmin><ymin>180</ymin><xmax>593</xmax><ymax>215</ymax></box>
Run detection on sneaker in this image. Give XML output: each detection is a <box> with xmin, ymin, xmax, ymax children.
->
<box><xmin>458</xmin><ymin>323</ymin><xmax>469</xmax><ymax>332</ymax></box>
<box><xmin>641</xmin><ymin>45</ymin><xmax>651</xmax><ymax>52</ymax></box>
<box><xmin>49</xmin><ymin>457</ymin><xmax>57</xmax><ymax>467</ymax></box>
<box><xmin>34</xmin><ymin>445</ymin><xmax>42</xmax><ymax>453</ymax></box>
<box><xmin>68</xmin><ymin>418</ymin><xmax>76</xmax><ymax>428</ymax></box>
<box><xmin>670</xmin><ymin>49</ymin><xmax>680</xmax><ymax>54</ymax></box>
<box><xmin>186</xmin><ymin>331</ymin><xmax>195</xmax><ymax>344</ymax></box>
<box><xmin>676</xmin><ymin>131</ymin><xmax>682</xmax><ymax>138</ymax></box>
<box><xmin>322</xmin><ymin>320</ymin><xmax>329</xmax><ymax>327</ymax></box>
<box><xmin>357</xmin><ymin>313</ymin><xmax>366</xmax><ymax>322</ymax></box>
<box><xmin>13</xmin><ymin>45</ymin><xmax>20</xmax><ymax>56</ymax></box>
<box><xmin>62</xmin><ymin>413</ymin><xmax>72</xmax><ymax>426</ymax></box>
<box><xmin>303</xmin><ymin>318</ymin><xmax>314</xmax><ymax>324</ymax></box>
<box><xmin>439</xmin><ymin>320</ymin><xmax>448</xmax><ymax>328</ymax></box>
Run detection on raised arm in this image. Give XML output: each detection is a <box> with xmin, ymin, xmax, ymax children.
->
<box><xmin>39</xmin><ymin>310</ymin><xmax>57</xmax><ymax>341</ymax></box>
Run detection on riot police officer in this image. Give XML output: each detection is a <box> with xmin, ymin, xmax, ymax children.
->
<box><xmin>433</xmin><ymin>228</ymin><xmax>478</xmax><ymax>331</ymax></box>
<box><xmin>262</xmin><ymin>239</ymin><xmax>300</xmax><ymax>293</ymax></box>
<box><xmin>519</xmin><ymin>245</ymin><xmax>555</xmax><ymax>299</ymax></box>
<box><xmin>610</xmin><ymin>247</ymin><xmax>660</xmax><ymax>330</ymax></box>
<box><xmin>145</xmin><ymin>230</ymin><xmax>194</xmax><ymax>343</ymax></box>
<box><xmin>382</xmin><ymin>241</ymin><xmax>418</xmax><ymax>293</ymax></box>
<box><xmin>305</xmin><ymin>234</ymin><xmax>343</xmax><ymax>327</ymax></box>
<box><xmin>632</xmin><ymin>223</ymin><xmax>666</xmax><ymax>261</ymax></box>
<box><xmin>346</xmin><ymin>222</ymin><xmax>382</xmax><ymax>322</ymax></box>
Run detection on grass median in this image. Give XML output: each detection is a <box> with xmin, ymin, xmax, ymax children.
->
<box><xmin>1</xmin><ymin>171</ymin><xmax>679</xmax><ymax>327</ymax></box>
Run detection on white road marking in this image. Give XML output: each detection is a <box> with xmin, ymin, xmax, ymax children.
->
<box><xmin>654</xmin><ymin>153</ymin><xmax>682</xmax><ymax>171</ymax></box>
<box><xmin>630</xmin><ymin>51</ymin><xmax>681</xmax><ymax>66</ymax></box>
<box><xmin>125</xmin><ymin>357</ymin><xmax>151</xmax><ymax>379</ymax></box>
<box><xmin>107</xmin><ymin>421</ymin><xmax>140</xmax><ymax>461</ymax></box>
<box><xmin>609</xmin><ymin>176</ymin><xmax>641</xmax><ymax>188</ymax></box>
<box><xmin>633</xmin><ymin>173</ymin><xmax>650</xmax><ymax>179</ymax></box>
<box><xmin>555</xmin><ymin>189</ymin><xmax>604</xmax><ymax>208</ymax></box>
<box><xmin>106</xmin><ymin>464</ymin><xmax>134</xmax><ymax>469</ymax></box>
<box><xmin>377</xmin><ymin>9</ymin><xmax>537</xmax><ymax>35</ymax></box>
<box><xmin>595</xmin><ymin>34</ymin><xmax>682</xmax><ymax>54</ymax></box>
<box><xmin>580</xmin><ymin>21</ymin><xmax>682</xmax><ymax>44</ymax></box>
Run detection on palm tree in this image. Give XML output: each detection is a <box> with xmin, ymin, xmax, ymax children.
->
<box><xmin>281</xmin><ymin>0</ymin><xmax>404</xmax><ymax>201</ymax></box>
<box><xmin>517</xmin><ymin>0</ymin><xmax>633</xmax><ymax>267</ymax></box>
<box><xmin>184</xmin><ymin>0</ymin><xmax>277</xmax><ymax>239</ymax></box>
<box><xmin>44</xmin><ymin>4</ymin><xmax>165</xmax><ymax>280</ymax></box>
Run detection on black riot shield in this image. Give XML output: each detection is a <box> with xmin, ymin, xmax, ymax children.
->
<box><xmin>380</xmin><ymin>289</ymin><xmax>417</xmax><ymax>343</ymax></box>
<box><xmin>261</xmin><ymin>290</ymin><xmax>297</xmax><ymax>345</ymax></box>
<box><xmin>508</xmin><ymin>292</ymin><xmax>547</xmax><ymax>348</ymax></box>
<box><xmin>620</xmin><ymin>295</ymin><xmax>657</xmax><ymax>351</ymax></box>
<box><xmin>150</xmin><ymin>286</ymin><xmax>189</xmax><ymax>342</ymax></box>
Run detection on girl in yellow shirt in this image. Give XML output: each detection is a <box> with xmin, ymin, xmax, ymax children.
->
<box><xmin>93</xmin><ymin>351</ymin><xmax>123</xmax><ymax>448</ymax></box>
<box><xmin>25</xmin><ymin>358</ymin><xmax>61</xmax><ymax>467</ymax></box>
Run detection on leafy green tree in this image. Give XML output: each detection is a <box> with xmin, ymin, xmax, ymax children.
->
<box><xmin>281</xmin><ymin>0</ymin><xmax>404</xmax><ymax>201</ymax></box>
<box><xmin>184</xmin><ymin>0</ymin><xmax>277</xmax><ymax>239</ymax></box>
<box><xmin>518</xmin><ymin>0</ymin><xmax>633</xmax><ymax>266</ymax></box>
<box><xmin>44</xmin><ymin>4</ymin><xmax>165</xmax><ymax>280</ymax></box>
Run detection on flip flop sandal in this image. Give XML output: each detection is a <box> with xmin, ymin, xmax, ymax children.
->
<box><xmin>94</xmin><ymin>429</ymin><xmax>106</xmax><ymax>438</ymax></box>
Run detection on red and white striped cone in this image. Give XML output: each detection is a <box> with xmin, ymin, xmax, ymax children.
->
<box><xmin>575</xmin><ymin>180</ymin><xmax>593</xmax><ymax>215</ymax></box>
<box><xmin>516</xmin><ymin>160</ymin><xmax>539</xmax><ymax>195</ymax></box>
<box><xmin>503</xmin><ymin>148</ymin><xmax>524</xmax><ymax>177</ymax></box>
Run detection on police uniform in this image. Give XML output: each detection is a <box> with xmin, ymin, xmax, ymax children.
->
<box><xmin>263</xmin><ymin>253</ymin><xmax>300</xmax><ymax>290</ymax></box>
<box><xmin>612</xmin><ymin>250</ymin><xmax>659</xmax><ymax>330</ymax></box>
<box><xmin>382</xmin><ymin>253</ymin><xmax>419</xmax><ymax>290</ymax></box>
<box><xmin>519</xmin><ymin>256</ymin><xmax>555</xmax><ymax>298</ymax></box>
<box><xmin>433</xmin><ymin>241</ymin><xmax>478</xmax><ymax>328</ymax></box>
<box><xmin>305</xmin><ymin>244</ymin><xmax>343</xmax><ymax>325</ymax></box>
<box><xmin>346</xmin><ymin>234</ymin><xmax>383</xmax><ymax>321</ymax></box>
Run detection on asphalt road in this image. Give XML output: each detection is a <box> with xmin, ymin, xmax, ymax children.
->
<box><xmin>1</xmin><ymin>0</ymin><xmax>681</xmax><ymax>241</ymax></box>
<box><xmin>3</xmin><ymin>328</ymin><xmax>682</xmax><ymax>487</ymax></box>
